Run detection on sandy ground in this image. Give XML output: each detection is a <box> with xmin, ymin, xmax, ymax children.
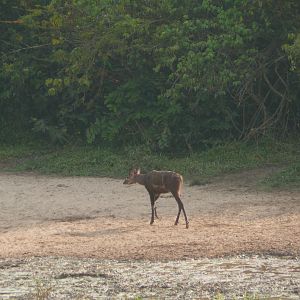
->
<box><xmin>0</xmin><ymin>171</ymin><xmax>300</xmax><ymax>299</ymax></box>
<box><xmin>0</xmin><ymin>171</ymin><xmax>299</xmax><ymax>259</ymax></box>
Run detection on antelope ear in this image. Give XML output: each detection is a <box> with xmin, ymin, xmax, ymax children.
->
<box><xmin>136</xmin><ymin>168</ymin><xmax>140</xmax><ymax>174</ymax></box>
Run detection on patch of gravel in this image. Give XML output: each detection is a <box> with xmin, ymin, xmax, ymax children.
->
<box><xmin>0</xmin><ymin>256</ymin><xmax>299</xmax><ymax>299</ymax></box>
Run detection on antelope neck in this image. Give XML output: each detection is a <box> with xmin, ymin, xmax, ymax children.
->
<box><xmin>135</xmin><ymin>174</ymin><xmax>146</xmax><ymax>186</ymax></box>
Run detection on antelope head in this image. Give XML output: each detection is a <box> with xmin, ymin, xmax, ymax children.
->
<box><xmin>123</xmin><ymin>168</ymin><xmax>140</xmax><ymax>184</ymax></box>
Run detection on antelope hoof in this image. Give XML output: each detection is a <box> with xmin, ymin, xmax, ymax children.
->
<box><xmin>185</xmin><ymin>223</ymin><xmax>189</xmax><ymax>229</ymax></box>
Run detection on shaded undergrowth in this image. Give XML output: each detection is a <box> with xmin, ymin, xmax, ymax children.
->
<box><xmin>0</xmin><ymin>137</ymin><xmax>299</xmax><ymax>189</ymax></box>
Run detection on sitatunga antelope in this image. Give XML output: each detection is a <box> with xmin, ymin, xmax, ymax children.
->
<box><xmin>123</xmin><ymin>168</ymin><xmax>189</xmax><ymax>228</ymax></box>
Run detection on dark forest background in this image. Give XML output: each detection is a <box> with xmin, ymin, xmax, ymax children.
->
<box><xmin>1</xmin><ymin>0</ymin><xmax>300</xmax><ymax>152</ymax></box>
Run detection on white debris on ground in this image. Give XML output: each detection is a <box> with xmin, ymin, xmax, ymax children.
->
<box><xmin>0</xmin><ymin>256</ymin><xmax>299</xmax><ymax>299</ymax></box>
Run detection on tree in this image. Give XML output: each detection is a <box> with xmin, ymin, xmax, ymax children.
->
<box><xmin>1</xmin><ymin>0</ymin><xmax>300</xmax><ymax>149</ymax></box>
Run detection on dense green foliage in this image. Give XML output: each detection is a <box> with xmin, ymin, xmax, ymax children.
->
<box><xmin>1</xmin><ymin>0</ymin><xmax>300</xmax><ymax>150</ymax></box>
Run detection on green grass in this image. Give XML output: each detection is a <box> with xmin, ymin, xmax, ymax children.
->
<box><xmin>0</xmin><ymin>143</ymin><xmax>39</xmax><ymax>160</ymax></box>
<box><xmin>0</xmin><ymin>137</ymin><xmax>299</xmax><ymax>189</ymax></box>
<box><xmin>261</xmin><ymin>163</ymin><xmax>300</xmax><ymax>189</ymax></box>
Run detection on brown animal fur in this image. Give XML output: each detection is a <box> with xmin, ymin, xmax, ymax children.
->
<box><xmin>123</xmin><ymin>169</ymin><xmax>189</xmax><ymax>228</ymax></box>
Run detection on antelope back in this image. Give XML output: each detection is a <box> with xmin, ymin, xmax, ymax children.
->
<box><xmin>146</xmin><ymin>171</ymin><xmax>183</xmax><ymax>194</ymax></box>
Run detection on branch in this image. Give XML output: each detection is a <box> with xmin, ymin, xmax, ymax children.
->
<box><xmin>275</xmin><ymin>63</ymin><xmax>288</xmax><ymax>91</ymax></box>
<box><xmin>0</xmin><ymin>20</ymin><xmax>23</xmax><ymax>24</ymax></box>
<box><xmin>2</xmin><ymin>44</ymin><xmax>51</xmax><ymax>57</ymax></box>
<box><xmin>263</xmin><ymin>71</ymin><xmax>286</xmax><ymax>100</ymax></box>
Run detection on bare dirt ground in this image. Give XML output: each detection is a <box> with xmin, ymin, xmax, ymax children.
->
<box><xmin>0</xmin><ymin>170</ymin><xmax>299</xmax><ymax>299</ymax></box>
<box><xmin>1</xmin><ymin>256</ymin><xmax>299</xmax><ymax>299</ymax></box>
